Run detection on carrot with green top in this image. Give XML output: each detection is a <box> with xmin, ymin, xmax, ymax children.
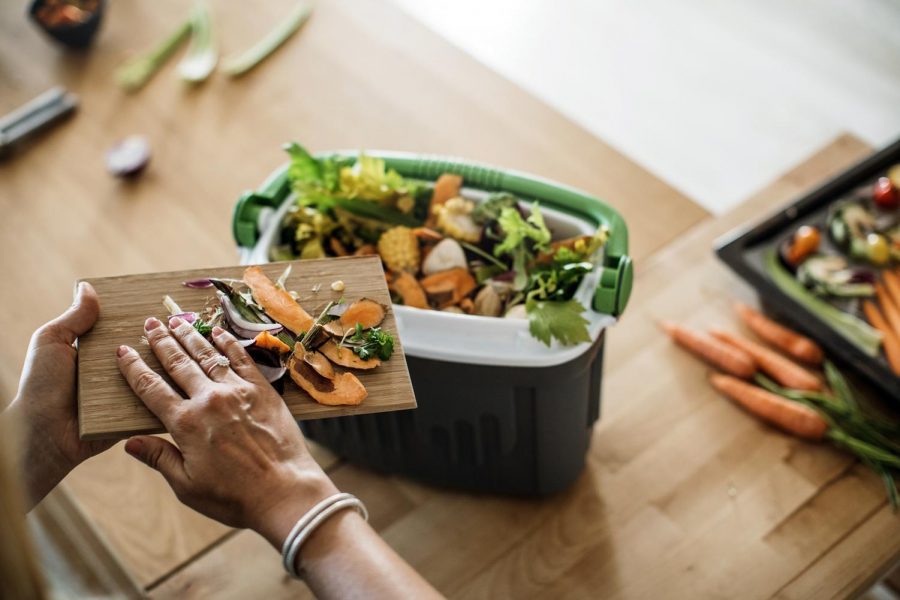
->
<box><xmin>875</xmin><ymin>282</ymin><xmax>900</xmax><ymax>339</ymax></box>
<box><xmin>883</xmin><ymin>272</ymin><xmax>900</xmax><ymax>318</ymax></box>
<box><xmin>734</xmin><ymin>302</ymin><xmax>823</xmax><ymax>365</ymax></box>
<box><xmin>709</xmin><ymin>374</ymin><xmax>828</xmax><ymax>441</ymax></box>
<box><xmin>659</xmin><ymin>321</ymin><xmax>757</xmax><ymax>378</ymax></box>
<box><xmin>710</xmin><ymin>329</ymin><xmax>822</xmax><ymax>391</ymax></box>
<box><xmin>863</xmin><ymin>300</ymin><xmax>900</xmax><ymax>376</ymax></box>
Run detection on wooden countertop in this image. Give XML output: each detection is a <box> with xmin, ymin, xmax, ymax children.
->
<box><xmin>2</xmin><ymin>0</ymin><xmax>896</xmax><ymax>597</ymax></box>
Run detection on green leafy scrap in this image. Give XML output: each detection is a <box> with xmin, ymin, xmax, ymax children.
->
<box><xmin>525</xmin><ymin>299</ymin><xmax>591</xmax><ymax>347</ymax></box>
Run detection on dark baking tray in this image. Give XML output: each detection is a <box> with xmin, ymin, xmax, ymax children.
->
<box><xmin>716</xmin><ymin>138</ymin><xmax>900</xmax><ymax>399</ymax></box>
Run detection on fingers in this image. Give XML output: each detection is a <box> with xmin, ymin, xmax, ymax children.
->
<box><xmin>35</xmin><ymin>281</ymin><xmax>101</xmax><ymax>347</ymax></box>
<box><xmin>168</xmin><ymin>316</ymin><xmax>236</xmax><ymax>383</ymax></box>
<box><xmin>144</xmin><ymin>317</ymin><xmax>208</xmax><ymax>395</ymax></box>
<box><xmin>212</xmin><ymin>327</ymin><xmax>266</xmax><ymax>384</ymax></box>
<box><xmin>124</xmin><ymin>436</ymin><xmax>188</xmax><ymax>490</ymax></box>
<box><xmin>117</xmin><ymin>345</ymin><xmax>184</xmax><ymax>421</ymax></box>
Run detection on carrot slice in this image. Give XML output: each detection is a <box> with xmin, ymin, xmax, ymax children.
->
<box><xmin>319</xmin><ymin>340</ymin><xmax>381</xmax><ymax>370</ymax></box>
<box><xmin>659</xmin><ymin>321</ymin><xmax>757</xmax><ymax>379</ymax></box>
<box><xmin>243</xmin><ymin>266</ymin><xmax>314</xmax><ymax>335</ymax></box>
<box><xmin>734</xmin><ymin>302</ymin><xmax>823</xmax><ymax>365</ymax></box>
<box><xmin>288</xmin><ymin>355</ymin><xmax>367</xmax><ymax>406</ymax></box>
<box><xmin>253</xmin><ymin>330</ymin><xmax>291</xmax><ymax>354</ymax></box>
<box><xmin>863</xmin><ymin>301</ymin><xmax>900</xmax><ymax>376</ymax></box>
<box><xmin>390</xmin><ymin>271</ymin><xmax>428</xmax><ymax>309</ymax></box>
<box><xmin>710</xmin><ymin>329</ymin><xmax>821</xmax><ymax>391</ymax></box>
<box><xmin>709</xmin><ymin>374</ymin><xmax>827</xmax><ymax>441</ymax></box>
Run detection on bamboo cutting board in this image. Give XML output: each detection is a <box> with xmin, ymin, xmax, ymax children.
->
<box><xmin>77</xmin><ymin>256</ymin><xmax>416</xmax><ymax>440</ymax></box>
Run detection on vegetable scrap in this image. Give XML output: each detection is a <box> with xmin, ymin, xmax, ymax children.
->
<box><xmin>156</xmin><ymin>266</ymin><xmax>396</xmax><ymax>406</ymax></box>
<box><xmin>105</xmin><ymin>136</ymin><xmax>151</xmax><ymax>178</ymax></box>
<box><xmin>271</xmin><ymin>142</ymin><xmax>611</xmax><ymax>346</ymax></box>
<box><xmin>116</xmin><ymin>2</ymin><xmax>310</xmax><ymax>91</ymax></box>
<box><xmin>662</xmin><ymin>303</ymin><xmax>900</xmax><ymax>509</ymax></box>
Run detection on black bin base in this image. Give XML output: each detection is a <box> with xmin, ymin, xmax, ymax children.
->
<box><xmin>300</xmin><ymin>332</ymin><xmax>606</xmax><ymax>496</ymax></box>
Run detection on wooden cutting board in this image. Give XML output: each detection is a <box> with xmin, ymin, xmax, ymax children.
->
<box><xmin>76</xmin><ymin>256</ymin><xmax>416</xmax><ymax>440</ymax></box>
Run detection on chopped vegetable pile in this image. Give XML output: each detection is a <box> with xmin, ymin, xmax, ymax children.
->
<box><xmin>271</xmin><ymin>142</ymin><xmax>610</xmax><ymax>346</ymax></box>
<box><xmin>159</xmin><ymin>266</ymin><xmax>396</xmax><ymax>406</ymax></box>
<box><xmin>767</xmin><ymin>164</ymin><xmax>900</xmax><ymax>376</ymax></box>
<box><xmin>663</xmin><ymin>302</ymin><xmax>900</xmax><ymax>510</ymax></box>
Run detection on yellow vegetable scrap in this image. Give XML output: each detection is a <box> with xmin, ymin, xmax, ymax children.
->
<box><xmin>434</xmin><ymin>197</ymin><xmax>481</xmax><ymax>243</ymax></box>
<box><xmin>377</xmin><ymin>226</ymin><xmax>421</xmax><ymax>273</ymax></box>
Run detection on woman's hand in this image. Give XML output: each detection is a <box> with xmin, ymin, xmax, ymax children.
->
<box><xmin>117</xmin><ymin>315</ymin><xmax>441</xmax><ymax>598</ymax></box>
<box><xmin>8</xmin><ymin>282</ymin><xmax>114</xmax><ymax>509</ymax></box>
<box><xmin>116</xmin><ymin>317</ymin><xmax>338</xmax><ymax>547</ymax></box>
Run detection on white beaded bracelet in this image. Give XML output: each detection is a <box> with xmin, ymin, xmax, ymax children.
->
<box><xmin>281</xmin><ymin>492</ymin><xmax>369</xmax><ymax>579</ymax></box>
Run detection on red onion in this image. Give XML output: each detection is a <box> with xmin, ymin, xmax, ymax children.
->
<box><xmin>219</xmin><ymin>294</ymin><xmax>283</xmax><ymax>339</ymax></box>
<box><xmin>182</xmin><ymin>278</ymin><xmax>214</xmax><ymax>289</ymax></box>
<box><xmin>106</xmin><ymin>135</ymin><xmax>151</xmax><ymax>177</ymax></box>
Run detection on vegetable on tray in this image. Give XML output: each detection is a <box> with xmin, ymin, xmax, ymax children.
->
<box><xmin>156</xmin><ymin>266</ymin><xmax>396</xmax><ymax>407</ymax></box>
<box><xmin>765</xmin><ymin>164</ymin><xmax>900</xmax><ymax>376</ymax></box>
<box><xmin>270</xmin><ymin>142</ymin><xmax>613</xmax><ymax>346</ymax></box>
<box><xmin>663</xmin><ymin>302</ymin><xmax>900</xmax><ymax>509</ymax></box>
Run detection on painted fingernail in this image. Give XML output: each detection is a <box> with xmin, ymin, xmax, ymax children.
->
<box><xmin>212</xmin><ymin>326</ymin><xmax>225</xmax><ymax>337</ymax></box>
<box><xmin>145</xmin><ymin>317</ymin><xmax>161</xmax><ymax>331</ymax></box>
<box><xmin>117</xmin><ymin>345</ymin><xmax>130</xmax><ymax>357</ymax></box>
<box><xmin>169</xmin><ymin>316</ymin><xmax>183</xmax><ymax>329</ymax></box>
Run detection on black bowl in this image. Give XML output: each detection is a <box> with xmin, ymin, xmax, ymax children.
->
<box><xmin>28</xmin><ymin>0</ymin><xmax>105</xmax><ymax>49</ymax></box>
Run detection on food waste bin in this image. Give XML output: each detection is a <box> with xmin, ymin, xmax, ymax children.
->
<box><xmin>232</xmin><ymin>153</ymin><xmax>633</xmax><ymax>495</ymax></box>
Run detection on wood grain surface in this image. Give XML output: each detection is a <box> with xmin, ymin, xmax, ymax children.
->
<box><xmin>77</xmin><ymin>256</ymin><xmax>415</xmax><ymax>439</ymax></box>
<box><xmin>1</xmin><ymin>0</ymin><xmax>702</xmax><ymax>590</ymax></box>
<box><xmin>151</xmin><ymin>136</ymin><xmax>900</xmax><ymax>599</ymax></box>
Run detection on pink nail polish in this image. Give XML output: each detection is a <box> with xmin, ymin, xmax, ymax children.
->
<box><xmin>145</xmin><ymin>317</ymin><xmax>161</xmax><ymax>331</ymax></box>
<box><xmin>169</xmin><ymin>316</ymin><xmax>183</xmax><ymax>329</ymax></box>
<box><xmin>117</xmin><ymin>345</ymin><xmax>130</xmax><ymax>357</ymax></box>
<box><xmin>212</xmin><ymin>326</ymin><xmax>225</xmax><ymax>336</ymax></box>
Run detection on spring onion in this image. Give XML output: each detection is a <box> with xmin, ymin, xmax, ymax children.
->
<box><xmin>178</xmin><ymin>1</ymin><xmax>217</xmax><ymax>83</ymax></box>
<box><xmin>764</xmin><ymin>250</ymin><xmax>882</xmax><ymax>357</ymax></box>
<box><xmin>221</xmin><ymin>2</ymin><xmax>313</xmax><ymax>77</ymax></box>
<box><xmin>116</xmin><ymin>19</ymin><xmax>191</xmax><ymax>92</ymax></box>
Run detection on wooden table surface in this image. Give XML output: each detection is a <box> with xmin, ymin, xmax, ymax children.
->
<box><xmin>2</xmin><ymin>0</ymin><xmax>897</xmax><ymax>597</ymax></box>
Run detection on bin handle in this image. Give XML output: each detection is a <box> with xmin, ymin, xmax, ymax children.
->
<box><xmin>232</xmin><ymin>153</ymin><xmax>633</xmax><ymax>316</ymax></box>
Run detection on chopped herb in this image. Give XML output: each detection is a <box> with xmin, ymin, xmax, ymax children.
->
<box><xmin>347</xmin><ymin>324</ymin><xmax>395</xmax><ymax>360</ymax></box>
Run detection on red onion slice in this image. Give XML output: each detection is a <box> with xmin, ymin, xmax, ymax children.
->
<box><xmin>106</xmin><ymin>135</ymin><xmax>151</xmax><ymax>177</ymax></box>
<box><xmin>182</xmin><ymin>278</ymin><xmax>214</xmax><ymax>289</ymax></box>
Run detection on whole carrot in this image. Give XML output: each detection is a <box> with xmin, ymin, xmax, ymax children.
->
<box><xmin>709</xmin><ymin>373</ymin><xmax>828</xmax><ymax>441</ymax></box>
<box><xmin>710</xmin><ymin>329</ymin><xmax>822</xmax><ymax>391</ymax></box>
<box><xmin>660</xmin><ymin>321</ymin><xmax>757</xmax><ymax>378</ymax></box>
<box><xmin>734</xmin><ymin>302</ymin><xmax>823</xmax><ymax>365</ymax></box>
<box><xmin>863</xmin><ymin>300</ymin><xmax>900</xmax><ymax>376</ymax></box>
<box><xmin>875</xmin><ymin>282</ymin><xmax>900</xmax><ymax>339</ymax></box>
<box><xmin>885</xmin><ymin>272</ymin><xmax>900</xmax><ymax>310</ymax></box>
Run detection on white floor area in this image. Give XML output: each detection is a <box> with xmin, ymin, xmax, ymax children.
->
<box><xmin>390</xmin><ymin>0</ymin><xmax>900</xmax><ymax>214</ymax></box>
